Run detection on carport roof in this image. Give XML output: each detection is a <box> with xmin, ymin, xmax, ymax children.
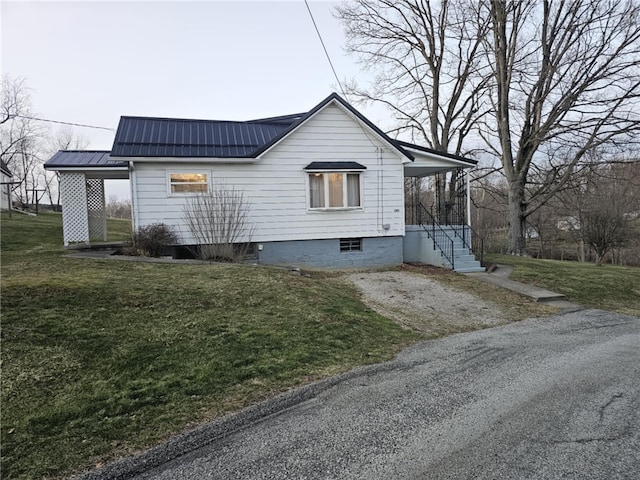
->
<box><xmin>45</xmin><ymin>151</ymin><xmax>127</xmax><ymax>169</ymax></box>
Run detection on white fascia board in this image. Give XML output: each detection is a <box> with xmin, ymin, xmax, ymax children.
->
<box><xmin>47</xmin><ymin>167</ymin><xmax>130</xmax><ymax>179</ymax></box>
<box><xmin>404</xmin><ymin>148</ymin><xmax>475</xmax><ymax>169</ymax></box>
<box><xmin>107</xmin><ymin>156</ymin><xmax>258</xmax><ymax>164</ymax></box>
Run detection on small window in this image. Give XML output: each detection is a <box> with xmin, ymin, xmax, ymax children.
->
<box><xmin>340</xmin><ymin>238</ymin><xmax>362</xmax><ymax>252</ymax></box>
<box><xmin>169</xmin><ymin>173</ymin><xmax>208</xmax><ymax>194</ymax></box>
<box><xmin>308</xmin><ymin>172</ymin><xmax>361</xmax><ymax>209</ymax></box>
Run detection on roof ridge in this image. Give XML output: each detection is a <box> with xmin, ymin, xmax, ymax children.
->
<box><xmin>119</xmin><ymin>115</ymin><xmax>287</xmax><ymax>125</ymax></box>
<box><xmin>246</xmin><ymin>113</ymin><xmax>306</xmax><ymax>124</ymax></box>
<box><xmin>118</xmin><ymin>113</ymin><xmax>307</xmax><ymax>125</ymax></box>
<box><xmin>60</xmin><ymin>149</ymin><xmax>111</xmax><ymax>153</ymax></box>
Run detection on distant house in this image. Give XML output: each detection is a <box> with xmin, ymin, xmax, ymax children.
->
<box><xmin>1</xmin><ymin>160</ymin><xmax>13</xmax><ymax>211</ymax></box>
<box><xmin>45</xmin><ymin>93</ymin><xmax>483</xmax><ymax>271</ymax></box>
<box><xmin>557</xmin><ymin>216</ymin><xmax>580</xmax><ymax>231</ymax></box>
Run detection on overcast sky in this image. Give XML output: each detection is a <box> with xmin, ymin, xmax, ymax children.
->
<box><xmin>2</xmin><ymin>0</ymin><xmax>380</xmax><ymax>198</ymax></box>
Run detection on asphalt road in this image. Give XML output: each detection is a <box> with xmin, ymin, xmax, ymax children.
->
<box><xmin>87</xmin><ymin>309</ymin><xmax>640</xmax><ymax>480</ymax></box>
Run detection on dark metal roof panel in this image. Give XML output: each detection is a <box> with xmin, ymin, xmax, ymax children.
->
<box><xmin>45</xmin><ymin>151</ymin><xmax>127</xmax><ymax>168</ymax></box>
<box><xmin>111</xmin><ymin>116</ymin><xmax>296</xmax><ymax>158</ymax></box>
<box><xmin>304</xmin><ymin>162</ymin><xmax>367</xmax><ymax>170</ymax></box>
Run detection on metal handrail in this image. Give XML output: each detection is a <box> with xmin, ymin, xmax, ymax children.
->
<box><xmin>417</xmin><ymin>203</ymin><xmax>455</xmax><ymax>269</ymax></box>
<box><xmin>471</xmin><ymin>228</ymin><xmax>484</xmax><ymax>265</ymax></box>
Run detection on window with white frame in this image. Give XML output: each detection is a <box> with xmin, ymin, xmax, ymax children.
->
<box><xmin>308</xmin><ymin>172</ymin><xmax>361</xmax><ymax>209</ymax></box>
<box><xmin>168</xmin><ymin>173</ymin><xmax>209</xmax><ymax>194</ymax></box>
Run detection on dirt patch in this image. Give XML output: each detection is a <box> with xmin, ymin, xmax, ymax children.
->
<box><xmin>345</xmin><ymin>270</ymin><xmax>507</xmax><ymax>337</ymax></box>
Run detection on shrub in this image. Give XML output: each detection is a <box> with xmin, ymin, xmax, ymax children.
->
<box><xmin>182</xmin><ymin>184</ymin><xmax>255</xmax><ymax>261</ymax></box>
<box><xmin>132</xmin><ymin>223</ymin><xmax>178</xmax><ymax>257</ymax></box>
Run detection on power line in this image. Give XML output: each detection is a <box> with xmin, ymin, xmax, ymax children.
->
<box><xmin>304</xmin><ymin>0</ymin><xmax>346</xmax><ymax>97</ymax></box>
<box><xmin>15</xmin><ymin>115</ymin><xmax>116</xmax><ymax>131</ymax></box>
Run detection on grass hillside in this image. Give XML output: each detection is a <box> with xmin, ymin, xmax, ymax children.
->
<box><xmin>1</xmin><ymin>213</ymin><xmax>421</xmax><ymax>479</ymax></box>
<box><xmin>486</xmin><ymin>254</ymin><xmax>640</xmax><ymax>316</ymax></box>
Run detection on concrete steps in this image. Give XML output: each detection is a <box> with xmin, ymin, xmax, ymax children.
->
<box><xmin>404</xmin><ymin>224</ymin><xmax>484</xmax><ymax>272</ymax></box>
<box><xmin>441</xmin><ymin>226</ymin><xmax>485</xmax><ymax>273</ymax></box>
<box><xmin>438</xmin><ymin>226</ymin><xmax>484</xmax><ymax>273</ymax></box>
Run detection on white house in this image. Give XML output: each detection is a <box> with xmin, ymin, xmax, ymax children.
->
<box><xmin>1</xmin><ymin>160</ymin><xmax>13</xmax><ymax>211</ymax></box>
<box><xmin>45</xmin><ymin>93</ymin><xmax>483</xmax><ymax>271</ymax></box>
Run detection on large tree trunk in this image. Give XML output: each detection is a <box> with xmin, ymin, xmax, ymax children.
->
<box><xmin>507</xmin><ymin>181</ymin><xmax>527</xmax><ymax>255</ymax></box>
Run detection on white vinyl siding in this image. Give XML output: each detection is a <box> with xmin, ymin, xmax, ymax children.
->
<box><xmin>132</xmin><ymin>102</ymin><xmax>406</xmax><ymax>243</ymax></box>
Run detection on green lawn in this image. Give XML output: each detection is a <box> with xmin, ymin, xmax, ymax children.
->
<box><xmin>486</xmin><ymin>254</ymin><xmax>640</xmax><ymax>316</ymax></box>
<box><xmin>1</xmin><ymin>213</ymin><xmax>421</xmax><ymax>479</ymax></box>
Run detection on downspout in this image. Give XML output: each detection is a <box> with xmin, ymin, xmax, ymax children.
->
<box><xmin>466</xmin><ymin>168</ymin><xmax>471</xmax><ymax>228</ymax></box>
<box><xmin>129</xmin><ymin>161</ymin><xmax>139</xmax><ymax>232</ymax></box>
<box><xmin>379</xmin><ymin>147</ymin><xmax>384</xmax><ymax>232</ymax></box>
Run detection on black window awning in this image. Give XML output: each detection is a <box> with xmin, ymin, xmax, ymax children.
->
<box><xmin>304</xmin><ymin>161</ymin><xmax>367</xmax><ymax>171</ymax></box>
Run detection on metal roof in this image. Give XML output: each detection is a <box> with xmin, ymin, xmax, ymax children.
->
<box><xmin>109</xmin><ymin>93</ymin><xmax>416</xmax><ymax>161</ymax></box>
<box><xmin>45</xmin><ymin>151</ymin><xmax>127</xmax><ymax>169</ymax></box>
<box><xmin>304</xmin><ymin>161</ymin><xmax>367</xmax><ymax>170</ymax></box>
<box><xmin>54</xmin><ymin>94</ymin><xmax>475</xmax><ymax>168</ymax></box>
<box><xmin>111</xmin><ymin>116</ymin><xmax>298</xmax><ymax>158</ymax></box>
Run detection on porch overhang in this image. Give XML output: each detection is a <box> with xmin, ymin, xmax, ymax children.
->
<box><xmin>397</xmin><ymin>141</ymin><xmax>477</xmax><ymax>178</ymax></box>
<box><xmin>44</xmin><ymin>150</ymin><xmax>130</xmax><ymax>179</ymax></box>
<box><xmin>44</xmin><ymin>150</ymin><xmax>130</xmax><ymax>246</ymax></box>
<box><xmin>404</xmin><ymin>164</ymin><xmax>463</xmax><ymax>177</ymax></box>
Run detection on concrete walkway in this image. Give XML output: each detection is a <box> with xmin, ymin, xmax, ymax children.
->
<box><xmin>465</xmin><ymin>264</ymin><xmax>581</xmax><ymax>310</ymax></box>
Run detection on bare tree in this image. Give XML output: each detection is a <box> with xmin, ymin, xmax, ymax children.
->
<box><xmin>105</xmin><ymin>195</ymin><xmax>132</xmax><ymax>219</ymax></box>
<box><xmin>0</xmin><ymin>75</ymin><xmax>45</xmax><ymax>206</ymax></box>
<box><xmin>42</xmin><ymin>128</ymin><xmax>89</xmax><ymax>209</ymax></box>
<box><xmin>337</xmin><ymin>0</ymin><xmax>491</xmax><ymax>220</ymax></box>
<box><xmin>482</xmin><ymin>0</ymin><xmax>640</xmax><ymax>254</ymax></box>
<box><xmin>182</xmin><ymin>183</ymin><xmax>255</xmax><ymax>261</ymax></box>
<box><xmin>338</xmin><ymin>0</ymin><xmax>640</xmax><ymax>255</ymax></box>
<box><xmin>559</xmin><ymin>161</ymin><xmax>640</xmax><ymax>265</ymax></box>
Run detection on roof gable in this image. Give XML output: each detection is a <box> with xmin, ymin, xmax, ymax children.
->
<box><xmin>105</xmin><ymin>93</ymin><xmax>476</xmax><ymax>166</ymax></box>
<box><xmin>251</xmin><ymin>93</ymin><xmax>414</xmax><ymax>161</ymax></box>
<box><xmin>108</xmin><ymin>93</ymin><xmax>415</xmax><ymax>161</ymax></box>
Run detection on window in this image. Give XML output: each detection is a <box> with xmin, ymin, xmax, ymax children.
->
<box><xmin>308</xmin><ymin>172</ymin><xmax>361</xmax><ymax>209</ymax></box>
<box><xmin>340</xmin><ymin>238</ymin><xmax>362</xmax><ymax>252</ymax></box>
<box><xmin>168</xmin><ymin>173</ymin><xmax>208</xmax><ymax>194</ymax></box>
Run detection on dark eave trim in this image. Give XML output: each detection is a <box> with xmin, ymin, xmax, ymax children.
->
<box><xmin>304</xmin><ymin>161</ymin><xmax>367</xmax><ymax>171</ymax></box>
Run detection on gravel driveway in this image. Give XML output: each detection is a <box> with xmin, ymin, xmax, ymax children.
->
<box><xmin>345</xmin><ymin>271</ymin><xmax>505</xmax><ymax>335</ymax></box>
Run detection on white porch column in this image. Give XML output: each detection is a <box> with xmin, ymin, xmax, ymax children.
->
<box><xmin>60</xmin><ymin>172</ymin><xmax>90</xmax><ymax>246</ymax></box>
<box><xmin>86</xmin><ymin>178</ymin><xmax>107</xmax><ymax>241</ymax></box>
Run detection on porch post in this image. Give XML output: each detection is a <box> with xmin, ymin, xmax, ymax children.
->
<box><xmin>466</xmin><ymin>169</ymin><xmax>471</xmax><ymax>228</ymax></box>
